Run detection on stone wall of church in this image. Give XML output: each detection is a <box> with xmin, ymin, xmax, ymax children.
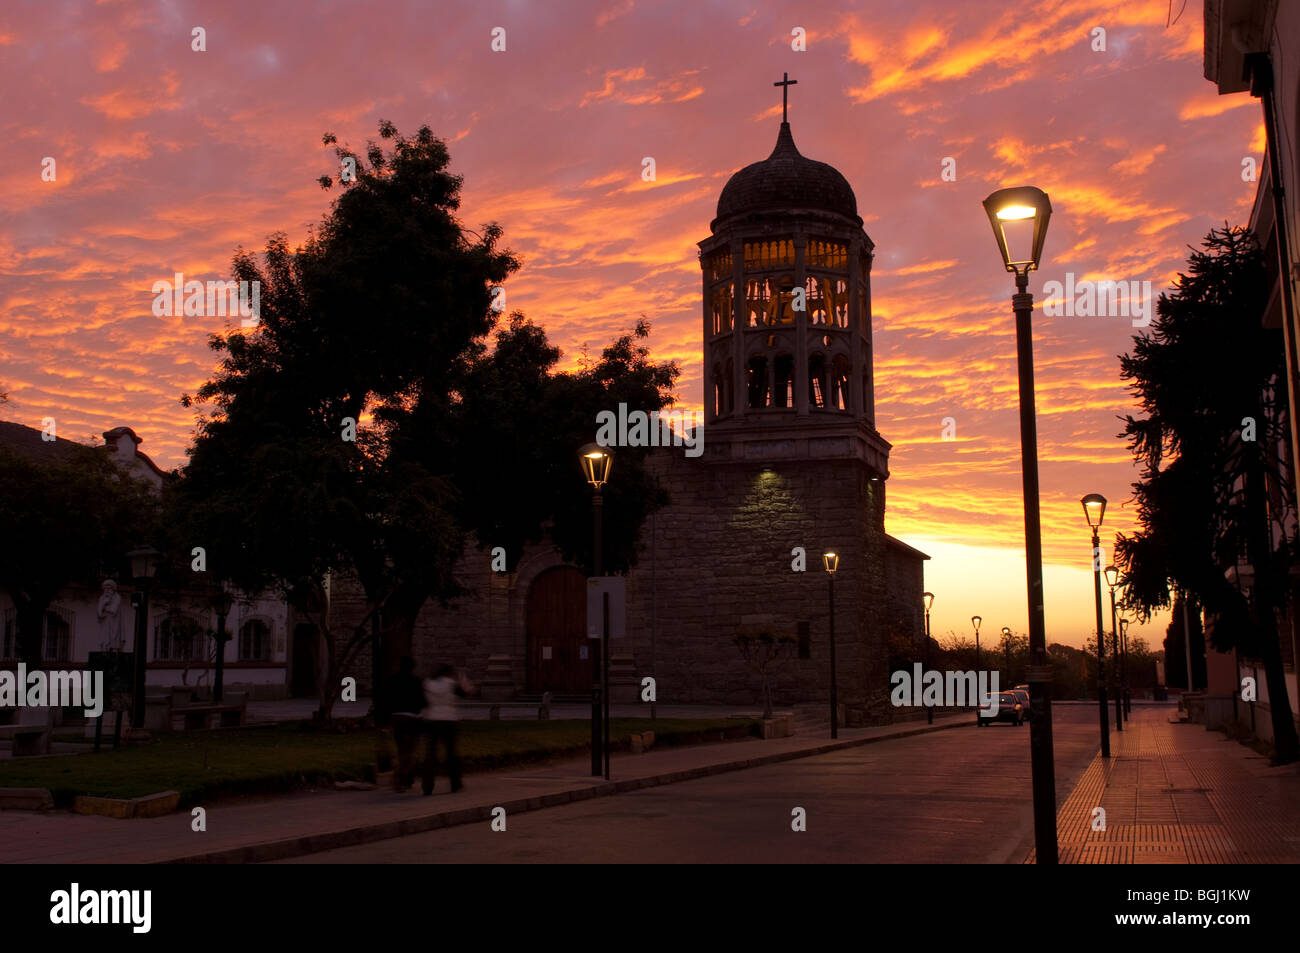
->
<box><xmin>883</xmin><ymin>540</ymin><xmax>927</xmax><ymax>654</ymax></box>
<box><xmin>325</xmin><ymin>444</ymin><xmax>922</xmax><ymax>724</ymax></box>
<box><xmin>621</xmin><ymin>446</ymin><xmax>895</xmax><ymax>719</ymax></box>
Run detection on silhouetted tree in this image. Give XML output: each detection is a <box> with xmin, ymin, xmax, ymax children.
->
<box><xmin>1115</xmin><ymin>225</ymin><xmax>1298</xmax><ymax>762</ymax></box>
<box><xmin>0</xmin><ymin>444</ymin><xmax>156</xmax><ymax>666</ymax></box>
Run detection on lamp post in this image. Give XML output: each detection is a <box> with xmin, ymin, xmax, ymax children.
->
<box><xmin>1002</xmin><ymin>626</ymin><xmax>1012</xmax><ymax>681</ymax></box>
<box><xmin>971</xmin><ymin>615</ymin><xmax>982</xmax><ymax>723</ymax></box>
<box><xmin>1119</xmin><ymin>618</ymin><xmax>1131</xmax><ymax>715</ymax></box>
<box><xmin>210</xmin><ymin>582</ymin><xmax>234</xmax><ymax>704</ymax></box>
<box><xmin>983</xmin><ymin>185</ymin><xmax>1058</xmax><ymax>863</ymax></box>
<box><xmin>580</xmin><ymin>444</ymin><xmax>614</xmax><ymax>779</ymax></box>
<box><xmin>824</xmin><ymin>551</ymin><xmax>839</xmax><ymax>739</ymax></box>
<box><xmin>126</xmin><ymin>546</ymin><xmax>160</xmax><ymax>737</ymax></box>
<box><xmin>1104</xmin><ymin>565</ymin><xmax>1123</xmax><ymax>731</ymax></box>
<box><xmin>1082</xmin><ymin>494</ymin><xmax>1111</xmax><ymax>758</ymax></box>
<box><xmin>923</xmin><ymin>591</ymin><xmax>934</xmax><ymax>724</ymax></box>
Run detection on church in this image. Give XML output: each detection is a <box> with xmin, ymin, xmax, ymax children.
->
<box><xmin>336</xmin><ymin>92</ymin><xmax>931</xmax><ymax>725</ymax></box>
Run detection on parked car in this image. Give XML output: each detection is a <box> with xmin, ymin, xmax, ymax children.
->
<box><xmin>978</xmin><ymin>691</ymin><xmax>1024</xmax><ymax>726</ymax></box>
<box><xmin>1009</xmin><ymin>688</ymin><xmax>1032</xmax><ymax>721</ymax></box>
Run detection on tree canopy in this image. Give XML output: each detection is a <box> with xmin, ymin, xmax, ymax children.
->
<box><xmin>179</xmin><ymin>121</ymin><xmax>679</xmax><ymax>717</ymax></box>
<box><xmin>1115</xmin><ymin>224</ymin><xmax>1297</xmax><ymax>761</ymax></box>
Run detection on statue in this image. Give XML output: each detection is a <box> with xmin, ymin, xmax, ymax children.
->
<box><xmin>96</xmin><ymin>579</ymin><xmax>124</xmax><ymax>651</ymax></box>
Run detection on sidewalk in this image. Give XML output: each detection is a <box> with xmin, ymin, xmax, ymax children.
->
<box><xmin>1027</xmin><ymin>706</ymin><xmax>1300</xmax><ymax>863</ymax></box>
<box><xmin>0</xmin><ymin>713</ymin><xmax>973</xmax><ymax>864</ymax></box>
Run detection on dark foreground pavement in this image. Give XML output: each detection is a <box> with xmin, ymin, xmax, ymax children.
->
<box><xmin>282</xmin><ymin>705</ymin><xmax>1107</xmax><ymax>863</ymax></box>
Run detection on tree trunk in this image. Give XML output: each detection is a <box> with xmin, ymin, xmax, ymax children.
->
<box><xmin>382</xmin><ymin>580</ymin><xmax>429</xmax><ymax>675</ymax></box>
<box><xmin>1246</xmin><ymin>452</ymin><xmax>1300</xmax><ymax>764</ymax></box>
<box><xmin>314</xmin><ymin>627</ymin><xmax>338</xmax><ymax>723</ymax></box>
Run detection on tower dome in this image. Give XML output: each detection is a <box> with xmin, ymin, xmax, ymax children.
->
<box><xmin>714</xmin><ymin>122</ymin><xmax>861</xmax><ymax>227</ymax></box>
<box><xmin>697</xmin><ymin>88</ymin><xmax>887</xmax><ymax>477</ymax></box>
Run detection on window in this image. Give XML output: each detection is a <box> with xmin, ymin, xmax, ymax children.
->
<box><xmin>155</xmin><ymin>614</ymin><xmax>204</xmax><ymax>661</ymax></box>
<box><xmin>1</xmin><ymin>608</ymin><xmax>14</xmax><ymax>660</ymax></box>
<box><xmin>43</xmin><ymin>607</ymin><xmax>72</xmax><ymax>662</ymax></box>
<box><xmin>711</xmin><ymin>282</ymin><xmax>733</xmax><ymax>334</ymax></box>
<box><xmin>744</xmin><ymin>240</ymin><xmax>794</xmax><ymax>270</ymax></box>
<box><xmin>833</xmin><ymin>280</ymin><xmax>850</xmax><ymax>327</ymax></box>
<box><xmin>708</xmin><ymin>249</ymin><xmax>732</xmax><ymax>282</ymax></box>
<box><xmin>806</xmin><ymin>240</ymin><xmax>847</xmax><ymax>269</ymax></box>
<box><xmin>831</xmin><ymin>355</ymin><xmax>851</xmax><ymax>411</ymax></box>
<box><xmin>809</xmin><ymin>354</ymin><xmax>828</xmax><ymax>409</ymax></box>
<box><xmin>747</xmin><ymin>356</ymin><xmax>770</xmax><ymax>409</ymax></box>
<box><xmin>773</xmin><ymin>354</ymin><xmax>795</xmax><ymax>408</ymax></box>
<box><xmin>240</xmin><ymin>619</ymin><xmax>272</xmax><ymax>661</ymax></box>
<box><xmin>805</xmin><ymin>277</ymin><xmax>828</xmax><ymax>325</ymax></box>
<box><xmin>747</xmin><ymin>277</ymin><xmax>772</xmax><ymax>327</ymax></box>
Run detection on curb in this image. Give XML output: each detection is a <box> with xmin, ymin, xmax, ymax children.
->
<box><xmin>163</xmin><ymin>717</ymin><xmax>972</xmax><ymax>864</ymax></box>
<box><xmin>73</xmin><ymin>791</ymin><xmax>180</xmax><ymax>820</ymax></box>
<box><xmin>0</xmin><ymin>787</ymin><xmax>54</xmax><ymax>811</ymax></box>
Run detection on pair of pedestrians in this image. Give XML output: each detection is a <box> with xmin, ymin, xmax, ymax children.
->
<box><xmin>384</xmin><ymin>659</ymin><xmax>469</xmax><ymax>795</ymax></box>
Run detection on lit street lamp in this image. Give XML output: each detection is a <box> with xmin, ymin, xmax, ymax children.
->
<box><xmin>126</xmin><ymin>546</ymin><xmax>161</xmax><ymax>738</ymax></box>
<box><xmin>923</xmin><ymin>591</ymin><xmax>935</xmax><ymax>724</ymax></box>
<box><xmin>1082</xmin><ymin>494</ymin><xmax>1111</xmax><ymax>757</ymax></box>
<box><xmin>1002</xmin><ymin>626</ymin><xmax>1012</xmax><ymax>679</ymax></box>
<box><xmin>824</xmin><ymin>551</ymin><xmax>840</xmax><ymax>739</ymax></box>
<box><xmin>580</xmin><ymin>443</ymin><xmax>614</xmax><ymax>778</ymax></box>
<box><xmin>983</xmin><ymin>184</ymin><xmax>1058</xmax><ymax>864</ymax></box>
<box><xmin>1104</xmin><ymin>565</ymin><xmax>1124</xmax><ymax>730</ymax></box>
<box><xmin>1119</xmin><ymin>618</ymin><xmax>1131</xmax><ymax>715</ymax></box>
<box><xmin>971</xmin><ymin>615</ymin><xmax>982</xmax><ymax>725</ymax></box>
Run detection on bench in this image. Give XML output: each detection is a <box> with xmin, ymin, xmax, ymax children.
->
<box><xmin>176</xmin><ymin>703</ymin><xmax>245</xmax><ymax>730</ymax></box>
<box><xmin>0</xmin><ymin>710</ymin><xmax>53</xmax><ymax>756</ymax></box>
<box><xmin>462</xmin><ymin>692</ymin><xmax>552</xmax><ymax>721</ymax></box>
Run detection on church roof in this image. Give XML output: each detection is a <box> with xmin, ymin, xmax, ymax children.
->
<box><xmin>0</xmin><ymin>419</ymin><xmax>86</xmax><ymax>466</ymax></box>
<box><xmin>715</xmin><ymin>122</ymin><xmax>859</xmax><ymax>225</ymax></box>
<box><xmin>0</xmin><ymin>419</ymin><xmax>167</xmax><ymax>481</ymax></box>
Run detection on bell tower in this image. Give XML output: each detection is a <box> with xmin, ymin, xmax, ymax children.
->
<box><xmin>698</xmin><ymin>78</ymin><xmax>889</xmax><ymax>476</ymax></box>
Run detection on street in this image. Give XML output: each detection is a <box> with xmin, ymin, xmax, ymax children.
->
<box><xmin>282</xmin><ymin>705</ymin><xmax>1106</xmax><ymax>863</ymax></box>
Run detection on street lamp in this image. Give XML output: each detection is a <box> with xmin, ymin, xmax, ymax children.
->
<box><xmin>971</xmin><ymin>615</ymin><xmax>982</xmax><ymax>724</ymax></box>
<box><xmin>1119</xmin><ymin>618</ymin><xmax>1131</xmax><ymax>715</ymax></box>
<box><xmin>824</xmin><ymin>551</ymin><xmax>839</xmax><ymax>739</ymax></box>
<box><xmin>1104</xmin><ymin>565</ymin><xmax>1124</xmax><ymax>730</ymax></box>
<box><xmin>126</xmin><ymin>546</ymin><xmax>160</xmax><ymax>738</ymax></box>
<box><xmin>580</xmin><ymin>443</ymin><xmax>614</xmax><ymax>778</ymax></box>
<box><xmin>1002</xmin><ymin>626</ymin><xmax>1012</xmax><ymax>680</ymax></box>
<box><xmin>983</xmin><ymin>185</ymin><xmax>1058</xmax><ymax>864</ymax></box>
<box><xmin>210</xmin><ymin>582</ymin><xmax>234</xmax><ymax>704</ymax></box>
<box><xmin>923</xmin><ymin>592</ymin><xmax>934</xmax><ymax>724</ymax></box>
<box><xmin>1082</xmin><ymin>494</ymin><xmax>1111</xmax><ymax>757</ymax></box>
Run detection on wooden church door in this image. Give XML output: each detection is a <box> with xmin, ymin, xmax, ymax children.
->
<box><xmin>525</xmin><ymin>566</ymin><xmax>591</xmax><ymax>694</ymax></box>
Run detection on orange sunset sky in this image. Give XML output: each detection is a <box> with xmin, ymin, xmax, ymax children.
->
<box><xmin>0</xmin><ymin>0</ymin><xmax>1260</xmax><ymax>652</ymax></box>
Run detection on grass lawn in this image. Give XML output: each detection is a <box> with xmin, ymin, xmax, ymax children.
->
<box><xmin>0</xmin><ymin>718</ymin><xmax>758</xmax><ymax>807</ymax></box>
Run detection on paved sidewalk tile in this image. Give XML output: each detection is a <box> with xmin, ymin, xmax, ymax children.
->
<box><xmin>1028</xmin><ymin>706</ymin><xmax>1300</xmax><ymax>863</ymax></box>
<box><xmin>0</xmin><ymin>714</ymin><xmax>971</xmax><ymax>864</ymax></box>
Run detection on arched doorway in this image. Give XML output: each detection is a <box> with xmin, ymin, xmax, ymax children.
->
<box><xmin>526</xmin><ymin>566</ymin><xmax>590</xmax><ymax>694</ymax></box>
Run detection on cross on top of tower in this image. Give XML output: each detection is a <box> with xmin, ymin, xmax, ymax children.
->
<box><xmin>774</xmin><ymin>72</ymin><xmax>797</xmax><ymax>123</ymax></box>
